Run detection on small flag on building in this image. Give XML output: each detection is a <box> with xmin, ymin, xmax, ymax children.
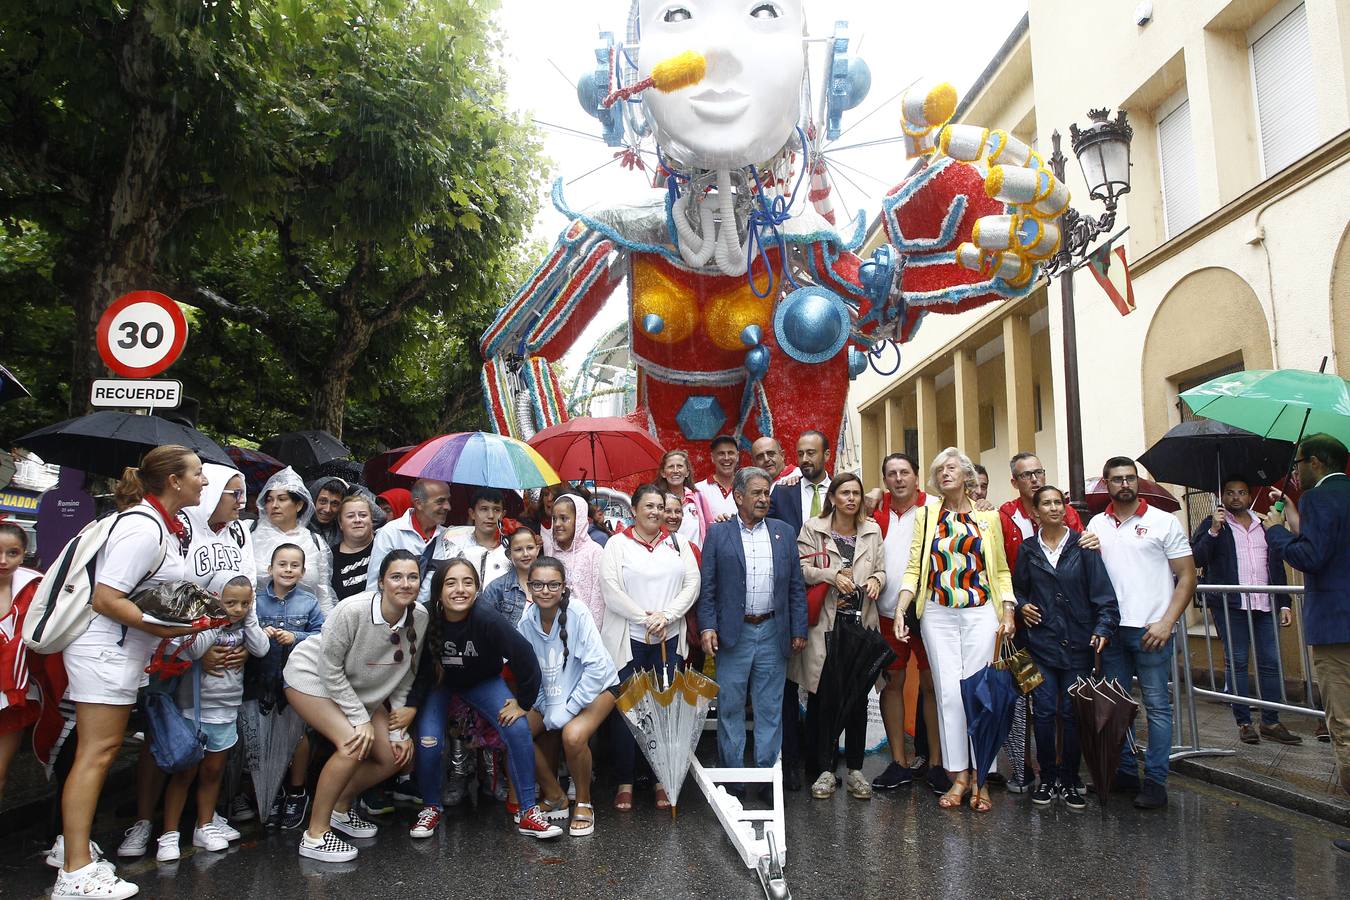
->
<box><xmin>1087</xmin><ymin>242</ymin><xmax>1135</xmax><ymax>316</ymax></box>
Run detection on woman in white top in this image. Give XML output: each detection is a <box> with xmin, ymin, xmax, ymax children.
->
<box><xmin>53</xmin><ymin>445</ymin><xmax>209</xmax><ymax>900</ymax></box>
<box><xmin>599</xmin><ymin>483</ymin><xmax>699</xmax><ymax>811</ymax></box>
<box><xmin>252</xmin><ymin>467</ymin><xmax>337</xmax><ymax>612</ymax></box>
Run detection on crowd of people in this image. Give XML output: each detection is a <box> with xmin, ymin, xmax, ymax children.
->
<box><xmin>1</xmin><ymin>428</ymin><xmax>1348</xmax><ymax>897</ymax></box>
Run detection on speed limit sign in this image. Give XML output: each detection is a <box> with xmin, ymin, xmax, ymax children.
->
<box><xmin>95</xmin><ymin>291</ymin><xmax>189</xmax><ymax>378</ymax></box>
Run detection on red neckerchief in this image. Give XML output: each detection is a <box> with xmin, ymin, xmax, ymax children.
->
<box><xmin>144</xmin><ymin>494</ymin><xmax>188</xmax><ymax>544</ymax></box>
<box><xmin>872</xmin><ymin>490</ymin><xmax>927</xmax><ymax>539</ymax></box>
<box><xmin>409</xmin><ymin>512</ymin><xmax>436</xmax><ymax>542</ymax></box>
<box><xmin>1107</xmin><ymin>497</ymin><xmax>1149</xmax><ymax>526</ymax></box>
<box><xmin>776</xmin><ymin>464</ymin><xmax>798</xmax><ymax>481</ymax></box>
<box><xmin>621</xmin><ymin>524</ymin><xmax>672</xmax><ymax>552</ymax></box>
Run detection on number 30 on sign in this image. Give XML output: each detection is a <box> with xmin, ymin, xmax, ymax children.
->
<box><xmin>95</xmin><ymin>291</ymin><xmax>189</xmax><ymax>378</ymax></box>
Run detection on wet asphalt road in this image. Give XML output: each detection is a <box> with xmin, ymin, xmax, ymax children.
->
<box><xmin>4</xmin><ymin>749</ymin><xmax>1349</xmax><ymax>899</ymax></box>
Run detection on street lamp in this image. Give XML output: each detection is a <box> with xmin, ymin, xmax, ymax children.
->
<box><xmin>1044</xmin><ymin>108</ymin><xmax>1134</xmax><ymax>512</ymax></box>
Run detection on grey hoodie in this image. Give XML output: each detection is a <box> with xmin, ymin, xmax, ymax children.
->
<box><xmin>180</xmin><ymin>462</ymin><xmax>255</xmax><ymax>589</ymax></box>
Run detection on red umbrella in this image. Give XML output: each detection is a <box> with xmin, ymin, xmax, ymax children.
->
<box><xmin>1083</xmin><ymin>476</ymin><xmax>1181</xmax><ymax>514</ymax></box>
<box><xmin>527</xmin><ymin>417</ymin><xmax>665</xmax><ymax>484</ymax></box>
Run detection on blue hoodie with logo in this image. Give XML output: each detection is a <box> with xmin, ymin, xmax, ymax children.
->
<box><xmin>517</xmin><ymin>601</ymin><xmax>618</xmax><ymax>731</ymax></box>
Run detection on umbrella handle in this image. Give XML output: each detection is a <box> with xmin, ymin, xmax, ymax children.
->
<box><xmin>1093</xmin><ymin>650</ymin><xmax>1102</xmax><ymax>679</ymax></box>
<box><xmin>659</xmin><ymin>638</ymin><xmax>669</xmax><ymax>691</ymax></box>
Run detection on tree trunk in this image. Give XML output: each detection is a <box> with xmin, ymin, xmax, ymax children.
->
<box><xmin>67</xmin><ymin>7</ymin><xmax>174</xmax><ymax>416</ymax></box>
<box><xmin>310</xmin><ymin>325</ymin><xmax>370</xmax><ymax>439</ymax></box>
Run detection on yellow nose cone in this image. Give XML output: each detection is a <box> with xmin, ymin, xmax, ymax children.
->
<box><xmin>651</xmin><ymin>51</ymin><xmax>707</xmax><ymax>93</ymax></box>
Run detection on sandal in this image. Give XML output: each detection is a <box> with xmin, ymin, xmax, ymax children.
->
<box><xmin>971</xmin><ymin>787</ymin><xmax>993</xmax><ymax>813</ymax></box>
<box><xmin>613</xmin><ymin>788</ymin><xmax>633</xmax><ymax>811</ymax></box>
<box><xmin>570</xmin><ymin>802</ymin><xmax>595</xmax><ymax>837</ymax></box>
<box><xmin>654</xmin><ymin>785</ymin><xmax>671</xmax><ymax>810</ymax></box>
<box><xmin>938</xmin><ymin>779</ymin><xmax>971</xmax><ymax>810</ymax></box>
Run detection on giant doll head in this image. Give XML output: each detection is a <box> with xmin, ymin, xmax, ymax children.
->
<box><xmin>636</xmin><ymin>0</ymin><xmax>805</xmax><ymax>170</ymax></box>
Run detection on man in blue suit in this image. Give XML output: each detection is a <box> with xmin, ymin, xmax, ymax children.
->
<box><xmin>699</xmin><ymin>466</ymin><xmax>808</xmax><ymax>779</ymax></box>
<box><xmin>766</xmin><ymin>430</ymin><xmax>830</xmax><ymax>788</ymax></box>
<box><xmin>1262</xmin><ymin>433</ymin><xmax>1350</xmax><ymax>853</ymax></box>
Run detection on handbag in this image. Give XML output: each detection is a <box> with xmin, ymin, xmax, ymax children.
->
<box><xmin>992</xmin><ymin>635</ymin><xmax>1044</xmax><ymax>695</ymax></box>
<box><xmin>144</xmin><ymin>662</ymin><xmax>205</xmax><ymax>774</ymax></box>
<box><xmin>800</xmin><ymin>547</ymin><xmax>832</xmax><ymax>627</ymax></box>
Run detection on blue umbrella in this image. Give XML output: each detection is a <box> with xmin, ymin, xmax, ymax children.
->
<box><xmin>960</xmin><ymin>658</ymin><xmax>1019</xmax><ymax>788</ymax></box>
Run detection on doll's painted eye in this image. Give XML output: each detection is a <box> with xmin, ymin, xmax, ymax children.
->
<box><xmin>750</xmin><ymin>3</ymin><xmax>780</xmax><ymax>18</ymax></box>
<box><xmin>664</xmin><ymin>7</ymin><xmax>692</xmax><ymax>23</ymax></box>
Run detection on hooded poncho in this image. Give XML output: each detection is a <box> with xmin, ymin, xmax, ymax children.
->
<box><xmin>251</xmin><ymin>467</ymin><xmax>337</xmax><ymax>612</ymax></box>
<box><xmin>181</xmin><ymin>462</ymin><xmax>256</xmax><ymax>589</ymax></box>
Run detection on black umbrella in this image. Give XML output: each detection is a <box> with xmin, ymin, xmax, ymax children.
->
<box><xmin>259</xmin><ymin>430</ymin><xmax>351</xmax><ymax>470</ymax></box>
<box><xmin>15</xmin><ymin>411</ymin><xmax>232</xmax><ymax>477</ymax></box>
<box><xmin>1137</xmin><ymin>419</ymin><xmax>1294</xmax><ymax>494</ymax></box>
<box><xmin>0</xmin><ymin>365</ymin><xmax>31</xmax><ymax>405</ymax></box>
<box><xmin>813</xmin><ymin>608</ymin><xmax>895</xmax><ymax>772</ymax></box>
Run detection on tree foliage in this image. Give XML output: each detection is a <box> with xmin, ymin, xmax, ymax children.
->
<box><xmin>0</xmin><ymin>0</ymin><xmax>543</xmax><ymax>457</ymax></box>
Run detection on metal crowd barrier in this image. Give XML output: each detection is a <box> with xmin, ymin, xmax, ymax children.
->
<box><xmin>1167</xmin><ymin>584</ymin><xmax>1327</xmax><ymax>762</ymax></box>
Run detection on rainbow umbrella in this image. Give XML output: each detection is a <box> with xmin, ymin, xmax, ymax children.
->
<box><xmin>391</xmin><ymin>432</ymin><xmax>560</xmax><ymax>490</ymax></box>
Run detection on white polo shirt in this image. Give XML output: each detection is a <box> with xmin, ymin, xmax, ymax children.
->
<box><xmin>1086</xmin><ymin>499</ymin><xmax>1192</xmax><ymax>628</ymax></box>
<box><xmin>694</xmin><ymin>477</ymin><xmax>738</xmax><ymax>521</ymax></box>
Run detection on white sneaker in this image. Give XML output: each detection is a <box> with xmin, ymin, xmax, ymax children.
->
<box><xmin>45</xmin><ymin>836</ymin><xmax>108</xmax><ymax>870</ymax></box>
<box><xmin>210</xmin><ymin>812</ymin><xmax>241</xmax><ymax>842</ymax></box>
<box><xmin>192</xmin><ymin>823</ymin><xmax>229</xmax><ymax>852</ymax></box>
<box><xmin>810</xmin><ymin>771</ymin><xmax>838</xmax><ymax>799</ymax></box>
<box><xmin>329</xmin><ymin>808</ymin><xmax>378</xmax><ymax>839</ymax></box>
<box><xmin>298</xmin><ymin>830</ymin><xmax>358</xmax><ymax>863</ymax></box>
<box><xmin>117</xmin><ymin>819</ymin><xmax>153</xmax><ymax>858</ymax></box>
<box><xmin>52</xmin><ymin>860</ymin><xmax>139</xmax><ymax>899</ymax></box>
<box><xmin>155</xmin><ymin>832</ymin><xmax>180</xmax><ymax>863</ymax></box>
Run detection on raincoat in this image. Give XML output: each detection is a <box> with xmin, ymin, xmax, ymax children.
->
<box><xmin>181</xmin><ymin>462</ymin><xmax>256</xmax><ymax>589</ymax></box>
<box><xmin>251</xmin><ymin>467</ymin><xmax>337</xmax><ymax>612</ymax></box>
<box><xmin>541</xmin><ymin>494</ymin><xmax>606</xmax><ymax>629</ymax></box>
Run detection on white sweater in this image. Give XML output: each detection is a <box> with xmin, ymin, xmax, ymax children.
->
<box><xmin>598</xmin><ymin>529</ymin><xmax>699</xmax><ymax>669</ymax></box>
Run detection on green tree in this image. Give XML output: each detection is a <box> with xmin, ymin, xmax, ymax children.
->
<box><xmin>1</xmin><ymin>0</ymin><xmax>542</xmax><ymax>446</ymax></box>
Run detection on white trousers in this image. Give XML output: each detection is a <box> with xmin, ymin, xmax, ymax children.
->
<box><xmin>920</xmin><ymin>601</ymin><xmax>999</xmax><ymax>773</ymax></box>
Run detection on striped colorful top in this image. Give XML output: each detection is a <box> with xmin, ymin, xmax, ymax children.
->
<box><xmin>927</xmin><ymin>510</ymin><xmax>991</xmax><ymax>608</ymax></box>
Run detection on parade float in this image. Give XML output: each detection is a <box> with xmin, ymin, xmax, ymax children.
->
<box><xmin>478</xmin><ymin>4</ymin><xmax>1068</xmax><ymax>894</ymax></box>
<box><xmin>480</xmin><ymin>1</ymin><xmax>1067</xmax><ymax>477</ymax></box>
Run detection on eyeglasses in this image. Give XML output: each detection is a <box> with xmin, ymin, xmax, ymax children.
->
<box><xmin>1292</xmin><ymin>456</ymin><xmax>1310</xmax><ymax>465</ymax></box>
<box><xmin>1107</xmin><ymin>475</ymin><xmax>1138</xmax><ymax>485</ymax></box>
<box><xmin>389</xmin><ymin>628</ymin><xmax>418</xmax><ymax>663</ymax></box>
<box><xmin>1014</xmin><ymin>469</ymin><xmax>1047</xmax><ymax>481</ymax></box>
<box><xmin>227</xmin><ymin>489</ymin><xmax>246</xmax><ymax>502</ymax></box>
<box><xmin>528</xmin><ymin>580</ymin><xmax>563</xmax><ymax>592</ymax></box>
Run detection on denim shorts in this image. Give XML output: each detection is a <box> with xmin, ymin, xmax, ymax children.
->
<box><xmin>184</xmin><ymin>716</ymin><xmax>239</xmax><ymax>753</ymax></box>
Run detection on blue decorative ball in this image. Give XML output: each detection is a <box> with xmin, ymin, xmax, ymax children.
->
<box><xmin>740</xmin><ymin>324</ymin><xmax>762</xmax><ymax>348</ymax></box>
<box><xmin>642</xmin><ymin>313</ymin><xmax>665</xmax><ymax>336</ymax></box>
<box><xmin>848</xmin><ymin>347</ymin><xmax>868</xmax><ymax>379</ymax></box>
<box><xmin>773</xmin><ymin>287</ymin><xmax>849</xmax><ymax>364</ymax></box>
<box><xmin>745</xmin><ymin>345</ymin><xmax>771</xmax><ymax>378</ymax></box>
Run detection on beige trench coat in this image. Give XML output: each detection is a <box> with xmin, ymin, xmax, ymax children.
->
<box><xmin>789</xmin><ymin>515</ymin><xmax>885</xmax><ymax>694</ymax></box>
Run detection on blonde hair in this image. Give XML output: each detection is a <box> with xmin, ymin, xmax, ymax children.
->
<box><xmin>114</xmin><ymin>444</ymin><xmax>197</xmax><ymax>510</ymax></box>
<box><xmin>927</xmin><ymin>447</ymin><xmax>979</xmax><ymax>497</ymax></box>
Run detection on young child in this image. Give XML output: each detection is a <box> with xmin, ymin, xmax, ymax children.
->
<box><xmin>157</xmin><ymin>573</ymin><xmax>269</xmax><ymax>862</ymax></box>
<box><xmin>0</xmin><ymin>521</ymin><xmax>42</xmax><ymax>801</ymax></box>
<box><xmin>250</xmin><ymin>543</ymin><xmax>325</xmax><ymax>828</ymax></box>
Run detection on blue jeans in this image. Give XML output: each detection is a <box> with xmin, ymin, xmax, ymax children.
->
<box><xmin>1103</xmin><ymin>626</ymin><xmax>1174</xmax><ymax>785</ymax></box>
<box><xmin>715</xmin><ymin>620</ymin><xmax>787</xmax><ymax>769</ymax></box>
<box><xmin>1211</xmin><ymin>607</ymin><xmax>1283</xmax><ymax>725</ymax></box>
<box><xmin>612</xmin><ymin>637</ymin><xmax>681</xmax><ymax>783</ymax></box>
<box><xmin>414</xmin><ymin>676</ymin><xmax>537</xmax><ymax>810</ymax></box>
<box><xmin>1029</xmin><ymin>661</ymin><xmax>1089</xmax><ymax>787</ymax></box>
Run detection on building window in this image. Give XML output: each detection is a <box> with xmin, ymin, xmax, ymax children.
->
<box><xmin>1157</xmin><ymin>90</ymin><xmax>1201</xmax><ymax>238</ymax></box>
<box><xmin>903</xmin><ymin>427</ymin><xmax>918</xmax><ymax>462</ymax></box>
<box><xmin>1033</xmin><ymin>383</ymin><xmax>1043</xmax><ymax>432</ymax></box>
<box><xmin>979</xmin><ymin>404</ymin><xmax>996</xmax><ymax>452</ymax></box>
<box><xmin>1250</xmin><ymin>1</ymin><xmax>1316</xmax><ymax>176</ymax></box>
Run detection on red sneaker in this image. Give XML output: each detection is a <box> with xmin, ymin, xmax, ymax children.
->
<box><xmin>408</xmin><ymin>806</ymin><xmax>441</xmax><ymax>839</ymax></box>
<box><xmin>516</xmin><ymin>806</ymin><xmax>563</xmax><ymax>840</ymax></box>
<box><xmin>506</xmin><ymin>800</ymin><xmax>520</xmax><ymax>822</ymax></box>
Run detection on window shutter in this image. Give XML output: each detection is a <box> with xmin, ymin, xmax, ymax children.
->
<box><xmin>1251</xmin><ymin>3</ymin><xmax>1316</xmax><ymax>175</ymax></box>
<box><xmin>1158</xmin><ymin>99</ymin><xmax>1201</xmax><ymax>238</ymax></box>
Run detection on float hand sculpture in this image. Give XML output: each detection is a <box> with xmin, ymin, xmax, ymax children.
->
<box><xmin>480</xmin><ymin>1</ymin><xmax>1067</xmax><ymax>475</ymax></box>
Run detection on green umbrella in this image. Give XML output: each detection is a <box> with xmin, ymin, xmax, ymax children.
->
<box><xmin>1179</xmin><ymin>366</ymin><xmax>1350</xmax><ymax>448</ymax></box>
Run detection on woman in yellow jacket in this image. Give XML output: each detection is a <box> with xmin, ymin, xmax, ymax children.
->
<box><xmin>893</xmin><ymin>448</ymin><xmax>1015</xmax><ymax>813</ymax></box>
<box><xmin>793</xmin><ymin>473</ymin><xmax>885</xmax><ymax>801</ymax></box>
